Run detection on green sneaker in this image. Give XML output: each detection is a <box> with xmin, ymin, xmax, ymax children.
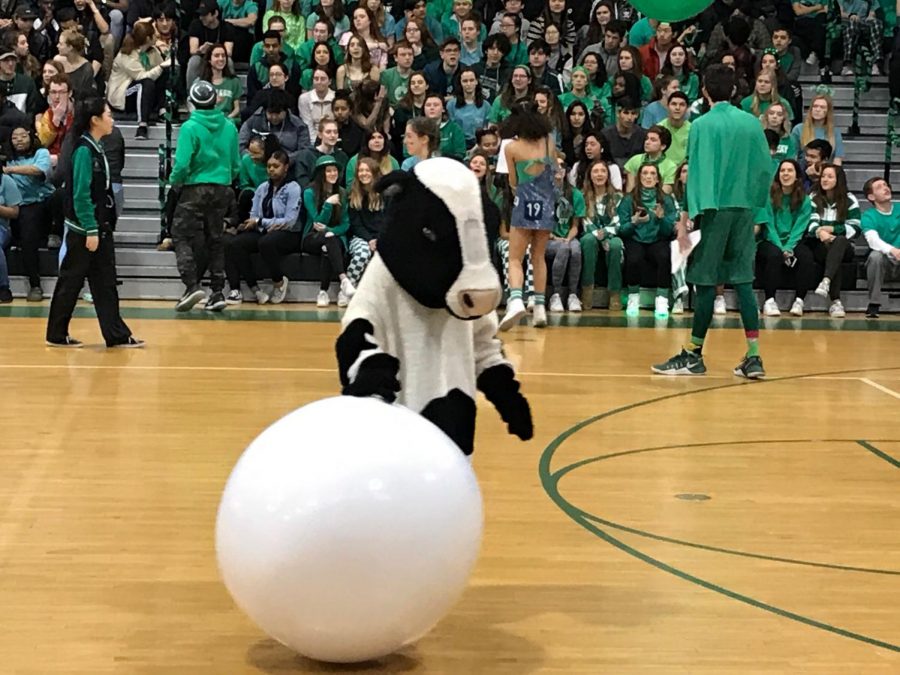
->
<box><xmin>651</xmin><ymin>349</ymin><xmax>707</xmax><ymax>376</ymax></box>
<box><xmin>733</xmin><ymin>355</ymin><xmax>766</xmax><ymax>379</ymax></box>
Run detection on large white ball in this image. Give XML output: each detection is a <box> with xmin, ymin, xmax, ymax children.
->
<box><xmin>216</xmin><ymin>396</ymin><xmax>483</xmax><ymax>663</ymax></box>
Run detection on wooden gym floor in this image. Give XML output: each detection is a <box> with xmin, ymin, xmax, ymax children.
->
<box><xmin>1</xmin><ymin>302</ymin><xmax>898</xmax><ymax>674</ymax></box>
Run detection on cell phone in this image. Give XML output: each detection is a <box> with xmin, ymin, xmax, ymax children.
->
<box><xmin>635</xmin><ymin>207</ymin><xmax>648</xmax><ymax>218</ymax></box>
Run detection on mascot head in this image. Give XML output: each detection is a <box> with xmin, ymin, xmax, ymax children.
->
<box><xmin>375</xmin><ymin>158</ymin><xmax>502</xmax><ymax>319</ymax></box>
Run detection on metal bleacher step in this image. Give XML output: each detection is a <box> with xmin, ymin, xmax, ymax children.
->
<box><xmin>118</xmin><ymin>214</ymin><xmax>163</xmax><ymax>233</ymax></box>
<box><xmin>117</xmin><ymin>123</ymin><xmax>181</xmax><ymax>143</ymax></box>
<box><xmin>803</xmin><ymin>82</ymin><xmax>890</xmax><ymax>108</ymax></box>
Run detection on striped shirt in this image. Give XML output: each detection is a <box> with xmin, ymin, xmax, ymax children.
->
<box><xmin>808</xmin><ymin>192</ymin><xmax>861</xmax><ymax>238</ymax></box>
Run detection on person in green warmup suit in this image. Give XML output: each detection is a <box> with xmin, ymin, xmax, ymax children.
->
<box><xmin>653</xmin><ymin>65</ymin><xmax>772</xmax><ymax>380</ymax></box>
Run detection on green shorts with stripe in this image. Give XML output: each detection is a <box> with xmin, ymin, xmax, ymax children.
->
<box><xmin>686</xmin><ymin>208</ymin><xmax>757</xmax><ymax>286</ymax></box>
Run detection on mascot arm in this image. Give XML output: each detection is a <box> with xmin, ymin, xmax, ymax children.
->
<box><xmin>336</xmin><ymin>317</ymin><xmax>402</xmax><ymax>403</ymax></box>
<box><xmin>473</xmin><ymin>314</ymin><xmax>533</xmax><ymax>441</ymax></box>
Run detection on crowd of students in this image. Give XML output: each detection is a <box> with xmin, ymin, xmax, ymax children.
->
<box><xmin>0</xmin><ymin>0</ymin><xmax>898</xmax><ymax>317</ymax></box>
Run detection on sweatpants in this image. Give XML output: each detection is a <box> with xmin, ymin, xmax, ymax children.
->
<box><xmin>172</xmin><ymin>184</ymin><xmax>233</xmax><ymax>294</ymax></box>
<box><xmin>346</xmin><ymin>236</ymin><xmax>375</xmax><ymax>285</ymax></box>
<box><xmin>46</xmin><ymin>230</ymin><xmax>132</xmax><ymax>346</ymax></box>
<box><xmin>866</xmin><ymin>250</ymin><xmax>900</xmax><ymax>305</ymax></box>
<box><xmin>580</xmin><ymin>232</ymin><xmax>623</xmax><ymax>291</ymax></box>
<box><xmin>496</xmin><ymin>239</ymin><xmax>534</xmax><ymax>295</ymax></box>
<box><xmin>545</xmin><ymin>238</ymin><xmax>582</xmax><ymax>296</ymax></box>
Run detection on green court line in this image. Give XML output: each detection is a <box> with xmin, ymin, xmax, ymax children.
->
<box><xmin>857</xmin><ymin>440</ymin><xmax>900</xmax><ymax>469</ymax></box>
<box><xmin>538</xmin><ymin>368</ymin><xmax>900</xmax><ymax>653</ymax></box>
<box><xmin>550</xmin><ymin>438</ymin><xmax>900</xmax><ymax>576</ymax></box>
<box><xmin>2</xmin><ymin>304</ymin><xmax>900</xmax><ymax>331</ymax></box>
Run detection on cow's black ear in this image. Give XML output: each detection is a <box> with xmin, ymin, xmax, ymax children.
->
<box><xmin>376</xmin><ymin>170</ymin><xmax>416</xmax><ymax>200</ymax></box>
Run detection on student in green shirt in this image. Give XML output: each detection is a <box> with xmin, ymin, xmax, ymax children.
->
<box><xmin>294</xmin><ymin>19</ymin><xmax>344</xmax><ymax>70</ymax></box>
<box><xmin>861</xmin><ymin>176</ymin><xmax>900</xmax><ymax>318</ymax></box>
<box><xmin>202</xmin><ymin>44</ymin><xmax>242</xmax><ymax>124</ymax></box>
<box><xmin>301</xmin><ymin>155</ymin><xmax>355</xmax><ymax>307</ymax></box>
<box><xmin>488</xmin><ymin>64</ymin><xmax>532</xmax><ymax>124</ymax></box>
<box><xmin>762</xmin><ymin>101</ymin><xmax>797</xmax><ymax>164</ymax></box>
<box><xmin>546</xmin><ymin>157</ymin><xmax>586</xmax><ymax>313</ymax></box>
<box><xmin>759</xmin><ymin>159</ymin><xmax>815</xmax><ymax>317</ymax></box>
<box><xmin>421</xmin><ymin>93</ymin><xmax>466</xmax><ymax>160</ymax></box>
<box><xmin>237</xmin><ymin>137</ymin><xmax>269</xmax><ymax>220</ymax></box>
<box><xmin>219</xmin><ymin>0</ymin><xmax>259</xmax><ymax>62</ymax></box>
<box><xmin>740</xmin><ymin>70</ymin><xmax>793</xmax><ymax>118</ymax></box>
<box><xmin>262</xmin><ymin>0</ymin><xmax>306</xmax><ymax>51</ymax></box>
<box><xmin>578</xmin><ymin>159</ymin><xmax>623</xmax><ymax>310</ymax></box>
<box><xmin>659</xmin><ymin>91</ymin><xmax>691</xmax><ymax>166</ymax></box>
<box><xmin>558</xmin><ymin>66</ymin><xmax>598</xmax><ymax>112</ymax></box>
<box><xmin>623</xmin><ymin>125</ymin><xmax>677</xmax><ymax>193</ymax></box>
<box><xmin>617</xmin><ymin>162</ymin><xmax>677</xmax><ymax>317</ymax></box>
<box><xmin>659</xmin><ymin>45</ymin><xmax>700</xmax><ymax>103</ymax></box>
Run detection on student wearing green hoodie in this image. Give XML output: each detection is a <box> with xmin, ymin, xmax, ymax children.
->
<box><xmin>301</xmin><ymin>155</ymin><xmax>356</xmax><ymax>307</ymax></box>
<box><xmin>169</xmin><ymin>80</ymin><xmax>241</xmax><ymax>313</ymax></box>
<box><xmin>758</xmin><ymin>159</ymin><xmax>814</xmax><ymax>317</ymax></box>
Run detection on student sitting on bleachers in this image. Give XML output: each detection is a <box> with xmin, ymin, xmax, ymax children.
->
<box><xmin>224</xmin><ymin>150</ymin><xmax>302</xmax><ymax>306</ymax></box>
<box><xmin>808</xmin><ymin>164</ymin><xmax>859</xmax><ymax>318</ymax></box>
<box><xmin>546</xmin><ymin>157</ymin><xmax>585</xmax><ymax>313</ymax></box>
<box><xmin>345</xmin><ymin>157</ymin><xmax>385</xmax><ymax>291</ymax></box>
<box><xmin>861</xmin><ymin>177</ymin><xmax>900</xmax><ymax>319</ymax></box>
<box><xmin>791</xmin><ymin>95</ymin><xmax>844</xmax><ymax>165</ymax></box>
<box><xmin>759</xmin><ymin>159</ymin><xmax>814</xmax><ymax>317</ymax></box>
<box><xmin>202</xmin><ymin>44</ymin><xmax>243</xmax><ymax>125</ymax></box>
<box><xmin>579</xmin><ymin>158</ymin><xmax>622</xmax><ymax>311</ymax></box>
<box><xmin>623</xmin><ymin>125</ymin><xmax>676</xmax><ymax>194</ymax></box>
<box><xmin>239</xmin><ymin>89</ymin><xmax>310</xmax><ymax>166</ymax></box>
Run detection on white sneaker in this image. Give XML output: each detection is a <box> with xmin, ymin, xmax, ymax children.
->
<box><xmin>499</xmin><ymin>297</ymin><xmax>526</xmax><ymax>331</ymax></box>
<box><xmin>340</xmin><ymin>277</ymin><xmax>356</xmax><ymax>299</ymax></box>
<box><xmin>654</xmin><ymin>296</ymin><xmax>669</xmax><ymax>317</ymax></box>
<box><xmin>872</xmin><ymin>63</ymin><xmax>881</xmax><ymax>76</ymax></box>
<box><xmin>270</xmin><ymin>276</ymin><xmax>289</xmax><ymax>304</ymax></box>
<box><xmin>225</xmin><ymin>289</ymin><xmax>242</xmax><ymax>305</ymax></box>
<box><xmin>814</xmin><ymin>277</ymin><xmax>830</xmax><ymax>297</ymax></box>
<box><xmin>316</xmin><ymin>290</ymin><xmax>329</xmax><ymax>307</ymax></box>
<box><xmin>841</xmin><ymin>65</ymin><xmax>854</xmax><ymax>76</ymax></box>
<box><xmin>790</xmin><ymin>297</ymin><xmax>804</xmax><ymax>316</ymax></box>
<box><xmin>337</xmin><ymin>290</ymin><xmax>350</xmax><ymax>307</ymax></box>
<box><xmin>626</xmin><ymin>293</ymin><xmax>640</xmax><ymax>316</ymax></box>
<box><xmin>829</xmin><ymin>299</ymin><xmax>845</xmax><ymax>318</ymax></box>
<box><xmin>806</xmin><ymin>52</ymin><xmax>818</xmax><ymax>66</ymax></box>
<box><xmin>567</xmin><ymin>293</ymin><xmax>582</xmax><ymax>312</ymax></box>
<box><xmin>714</xmin><ymin>295</ymin><xmax>727</xmax><ymax>315</ymax></box>
<box><xmin>763</xmin><ymin>298</ymin><xmax>780</xmax><ymax>316</ymax></box>
<box><xmin>671</xmin><ymin>297</ymin><xmax>684</xmax><ymax>314</ymax></box>
<box><xmin>532</xmin><ymin>303</ymin><xmax>547</xmax><ymax>327</ymax></box>
<box><xmin>548</xmin><ymin>293</ymin><xmax>564</xmax><ymax>312</ymax></box>
<box><xmin>526</xmin><ymin>295</ymin><xmax>535</xmax><ymax>312</ymax></box>
<box><xmin>254</xmin><ymin>289</ymin><xmax>269</xmax><ymax>304</ymax></box>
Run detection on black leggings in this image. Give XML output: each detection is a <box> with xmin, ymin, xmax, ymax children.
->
<box><xmin>808</xmin><ymin>235</ymin><xmax>853</xmax><ymax>300</ymax></box>
<box><xmin>623</xmin><ymin>238</ymin><xmax>670</xmax><ymax>291</ymax></box>
<box><xmin>225</xmin><ymin>229</ymin><xmax>302</xmax><ymax>288</ymax></box>
<box><xmin>124</xmin><ymin>77</ymin><xmax>166</xmax><ymax>125</ymax></box>
<box><xmin>301</xmin><ymin>231</ymin><xmax>346</xmax><ymax>290</ymax></box>
<box><xmin>757</xmin><ymin>240</ymin><xmax>815</xmax><ymax>300</ymax></box>
<box><xmin>11</xmin><ymin>201</ymin><xmax>49</xmax><ymax>287</ymax></box>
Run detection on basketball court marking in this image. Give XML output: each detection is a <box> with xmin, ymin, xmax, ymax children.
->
<box><xmin>539</xmin><ymin>367</ymin><xmax>900</xmax><ymax>654</ymax></box>
<box><xmin>859</xmin><ymin>378</ymin><xmax>900</xmax><ymax>400</ymax></box>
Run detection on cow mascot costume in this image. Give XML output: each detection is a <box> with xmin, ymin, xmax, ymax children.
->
<box><xmin>335</xmin><ymin>157</ymin><xmax>533</xmax><ymax>455</ymax></box>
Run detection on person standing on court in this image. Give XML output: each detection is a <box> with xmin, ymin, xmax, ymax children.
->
<box><xmin>652</xmin><ymin>65</ymin><xmax>771</xmax><ymax>379</ymax></box>
<box><xmin>46</xmin><ymin>98</ymin><xmax>143</xmax><ymax>348</ymax></box>
<box><xmin>169</xmin><ymin>79</ymin><xmax>241</xmax><ymax>312</ymax></box>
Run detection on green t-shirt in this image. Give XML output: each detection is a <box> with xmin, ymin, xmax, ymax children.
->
<box><xmin>551</xmin><ymin>188</ymin><xmax>586</xmax><ymax>238</ymax></box>
<box><xmin>238</xmin><ymin>153</ymin><xmax>268</xmax><ymax>191</ymax></box>
<box><xmin>262</xmin><ymin>11</ymin><xmax>306</xmax><ymax>50</ymax></box>
<box><xmin>624</xmin><ymin>153</ymin><xmax>678</xmax><ymax>186</ymax></box>
<box><xmin>380</xmin><ymin>68</ymin><xmax>411</xmax><ymax>108</ymax></box>
<box><xmin>214</xmin><ymin>76</ymin><xmax>243</xmax><ymax>120</ymax></box>
<box><xmin>558</xmin><ymin>91</ymin><xmax>597</xmax><ymax>112</ymax></box>
<box><xmin>861</xmin><ymin>204</ymin><xmax>900</xmax><ymax>248</ymax></box>
<box><xmin>659</xmin><ymin>119</ymin><xmax>691</xmax><ymax>166</ymax></box>
<box><xmin>218</xmin><ymin>0</ymin><xmax>258</xmax><ymax>33</ymax></box>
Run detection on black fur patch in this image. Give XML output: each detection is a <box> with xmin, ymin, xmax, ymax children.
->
<box><xmin>336</xmin><ymin>318</ymin><xmax>401</xmax><ymax>402</ymax></box>
<box><xmin>420</xmin><ymin>389</ymin><xmax>477</xmax><ymax>456</ymax></box>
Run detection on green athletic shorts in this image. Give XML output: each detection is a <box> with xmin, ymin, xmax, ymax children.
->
<box><xmin>686</xmin><ymin>208</ymin><xmax>757</xmax><ymax>286</ymax></box>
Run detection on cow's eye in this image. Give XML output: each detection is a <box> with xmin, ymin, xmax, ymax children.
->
<box><xmin>422</xmin><ymin>226</ymin><xmax>437</xmax><ymax>242</ymax></box>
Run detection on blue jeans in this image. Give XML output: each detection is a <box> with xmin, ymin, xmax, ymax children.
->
<box><xmin>0</xmin><ymin>224</ymin><xmax>10</xmax><ymax>288</ymax></box>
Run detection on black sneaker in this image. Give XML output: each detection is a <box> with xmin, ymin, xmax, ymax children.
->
<box><xmin>46</xmin><ymin>336</ymin><xmax>83</xmax><ymax>348</ymax></box>
<box><xmin>866</xmin><ymin>303</ymin><xmax>880</xmax><ymax>319</ymax></box>
<box><xmin>109</xmin><ymin>336</ymin><xmax>145</xmax><ymax>349</ymax></box>
<box><xmin>0</xmin><ymin>287</ymin><xmax>12</xmax><ymax>303</ymax></box>
<box><xmin>135</xmin><ymin>125</ymin><xmax>149</xmax><ymax>140</ymax></box>
<box><xmin>175</xmin><ymin>288</ymin><xmax>205</xmax><ymax>312</ymax></box>
<box><xmin>205</xmin><ymin>292</ymin><xmax>227</xmax><ymax>312</ymax></box>
<box><xmin>651</xmin><ymin>349</ymin><xmax>707</xmax><ymax>375</ymax></box>
<box><xmin>733</xmin><ymin>355</ymin><xmax>766</xmax><ymax>380</ymax></box>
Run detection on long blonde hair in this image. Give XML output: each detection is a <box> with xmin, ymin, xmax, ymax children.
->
<box><xmin>800</xmin><ymin>95</ymin><xmax>835</xmax><ymax>148</ymax></box>
<box><xmin>749</xmin><ymin>71</ymin><xmax>780</xmax><ymax>117</ymax></box>
<box><xmin>761</xmin><ymin>101</ymin><xmax>792</xmax><ymax>137</ymax></box>
<box><xmin>348</xmin><ymin>157</ymin><xmax>383</xmax><ymax>210</ymax></box>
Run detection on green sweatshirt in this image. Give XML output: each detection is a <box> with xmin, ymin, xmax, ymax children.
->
<box><xmin>765</xmin><ymin>194</ymin><xmax>812</xmax><ymax>252</ymax></box>
<box><xmin>583</xmin><ymin>195</ymin><xmax>622</xmax><ymax>237</ymax></box>
<box><xmin>302</xmin><ymin>187</ymin><xmax>350</xmax><ymax>243</ymax></box>
<box><xmin>439</xmin><ymin>121</ymin><xmax>466</xmax><ymax>161</ymax></box>
<box><xmin>617</xmin><ymin>191</ymin><xmax>677</xmax><ymax>243</ymax></box>
<box><xmin>169</xmin><ymin>109</ymin><xmax>240</xmax><ymax>187</ymax></box>
<box><xmin>238</xmin><ymin>154</ymin><xmax>268</xmax><ymax>191</ymax></box>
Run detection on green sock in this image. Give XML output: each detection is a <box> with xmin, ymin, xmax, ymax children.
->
<box><xmin>533</xmin><ymin>293</ymin><xmax>545</xmax><ymax>306</ymax></box>
<box><xmin>746</xmin><ymin>339</ymin><xmax>760</xmax><ymax>357</ymax></box>
<box><xmin>509</xmin><ymin>288</ymin><xmax>523</xmax><ymax>302</ymax></box>
<box><xmin>690</xmin><ymin>285</ymin><xmax>716</xmax><ymax>350</ymax></box>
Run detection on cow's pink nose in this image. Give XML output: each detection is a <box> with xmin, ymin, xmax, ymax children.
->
<box><xmin>458</xmin><ymin>288</ymin><xmax>500</xmax><ymax>317</ymax></box>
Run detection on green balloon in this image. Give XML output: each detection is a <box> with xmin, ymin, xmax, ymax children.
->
<box><xmin>627</xmin><ymin>0</ymin><xmax>714</xmax><ymax>22</ymax></box>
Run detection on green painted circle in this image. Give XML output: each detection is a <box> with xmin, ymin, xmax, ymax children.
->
<box><xmin>538</xmin><ymin>367</ymin><xmax>900</xmax><ymax>653</ymax></box>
